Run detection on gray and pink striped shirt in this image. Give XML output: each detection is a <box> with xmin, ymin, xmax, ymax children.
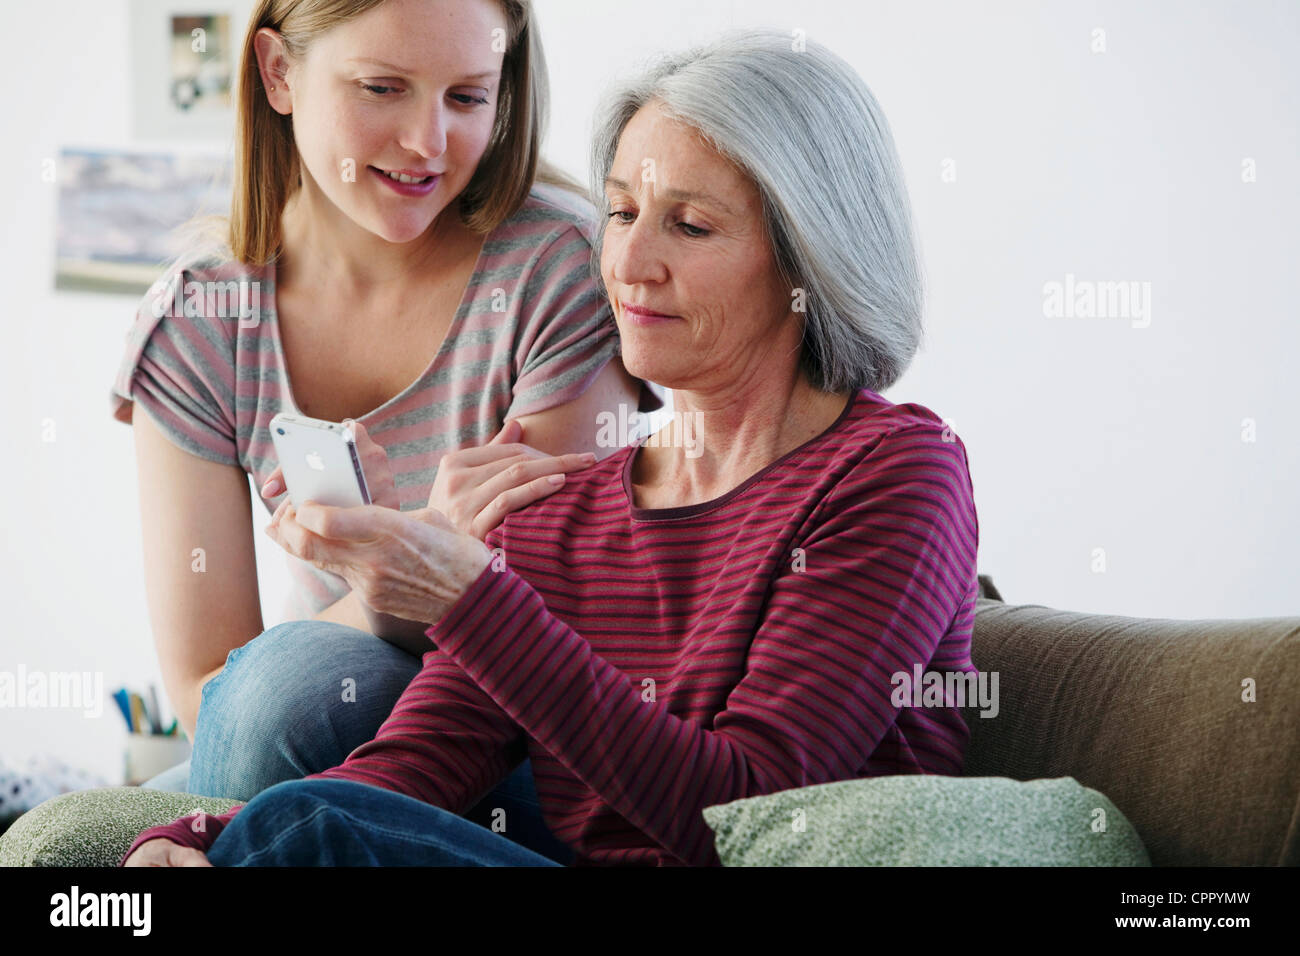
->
<box><xmin>111</xmin><ymin>183</ymin><xmax>639</xmax><ymax>619</ymax></box>
<box><xmin>122</xmin><ymin>388</ymin><xmax>981</xmax><ymax>866</ymax></box>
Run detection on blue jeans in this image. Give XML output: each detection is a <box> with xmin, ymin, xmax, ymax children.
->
<box><xmin>157</xmin><ymin>620</ymin><xmax>573</xmax><ymax>865</ymax></box>
<box><xmin>207</xmin><ymin>778</ymin><xmax>563</xmax><ymax>866</ymax></box>
<box><xmin>139</xmin><ymin>760</ymin><xmax>190</xmax><ymax>792</ymax></box>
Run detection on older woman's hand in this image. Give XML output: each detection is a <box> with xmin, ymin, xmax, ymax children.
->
<box><xmin>266</xmin><ymin>499</ymin><xmax>492</xmax><ymax>625</ymax></box>
<box><xmin>122</xmin><ymin>838</ymin><xmax>212</xmax><ymax>867</ymax></box>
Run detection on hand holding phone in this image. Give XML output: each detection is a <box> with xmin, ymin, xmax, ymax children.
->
<box><xmin>268</xmin><ymin>412</ymin><xmax>372</xmax><ymax>508</ymax></box>
<box><xmin>266</xmin><ymin>412</ymin><xmax>427</xmax><ymax>656</ymax></box>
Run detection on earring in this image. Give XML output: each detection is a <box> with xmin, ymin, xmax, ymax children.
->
<box><xmin>270</xmin><ymin>85</ymin><xmax>277</xmax><ymax>91</ymax></box>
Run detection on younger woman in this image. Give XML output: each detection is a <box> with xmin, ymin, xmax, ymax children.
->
<box><xmin>110</xmin><ymin>0</ymin><xmax>652</xmax><ymax>863</ymax></box>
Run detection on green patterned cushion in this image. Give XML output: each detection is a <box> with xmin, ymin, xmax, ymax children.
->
<box><xmin>0</xmin><ymin>788</ymin><xmax>241</xmax><ymax>867</ymax></box>
<box><xmin>702</xmin><ymin>775</ymin><xmax>1151</xmax><ymax>866</ymax></box>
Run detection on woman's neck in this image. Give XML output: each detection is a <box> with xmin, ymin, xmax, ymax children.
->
<box><xmin>633</xmin><ymin>375</ymin><xmax>853</xmax><ymax>508</ymax></box>
<box><xmin>277</xmin><ymin>183</ymin><xmax>460</xmax><ymax>295</ymax></box>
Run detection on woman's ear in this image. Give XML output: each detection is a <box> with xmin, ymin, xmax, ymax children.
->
<box><xmin>253</xmin><ymin>27</ymin><xmax>294</xmax><ymax>115</ymax></box>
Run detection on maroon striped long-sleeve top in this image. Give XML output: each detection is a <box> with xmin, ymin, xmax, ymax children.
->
<box><xmin>121</xmin><ymin>387</ymin><xmax>980</xmax><ymax>866</ymax></box>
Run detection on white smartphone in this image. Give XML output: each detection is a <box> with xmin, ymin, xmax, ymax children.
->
<box><xmin>268</xmin><ymin>412</ymin><xmax>372</xmax><ymax>508</ymax></box>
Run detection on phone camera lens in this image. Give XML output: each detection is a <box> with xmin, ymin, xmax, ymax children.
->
<box><xmin>276</xmin><ymin>428</ymin><xmax>285</xmax><ymax>435</ymax></box>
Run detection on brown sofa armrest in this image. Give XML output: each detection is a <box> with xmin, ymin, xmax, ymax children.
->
<box><xmin>962</xmin><ymin>599</ymin><xmax>1300</xmax><ymax>866</ymax></box>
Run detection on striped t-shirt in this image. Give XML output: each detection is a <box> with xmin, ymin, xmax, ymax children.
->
<box><xmin>122</xmin><ymin>387</ymin><xmax>981</xmax><ymax>867</ymax></box>
<box><xmin>111</xmin><ymin>182</ymin><xmax>642</xmax><ymax>619</ymax></box>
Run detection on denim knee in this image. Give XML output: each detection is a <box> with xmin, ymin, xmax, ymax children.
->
<box><xmin>211</xmin><ymin>779</ymin><xmax>413</xmax><ymax>867</ymax></box>
<box><xmin>207</xmin><ymin>779</ymin><xmax>340</xmax><ymax>866</ymax></box>
<box><xmin>189</xmin><ymin>620</ymin><xmax>422</xmax><ymax>802</ymax></box>
<box><xmin>209</xmin><ymin>779</ymin><xmax>564</xmax><ymax>867</ymax></box>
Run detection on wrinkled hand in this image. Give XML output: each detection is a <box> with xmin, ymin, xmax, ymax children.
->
<box><xmin>122</xmin><ymin>838</ymin><xmax>212</xmax><ymax>867</ymax></box>
<box><xmin>265</xmin><ymin>498</ymin><xmax>491</xmax><ymax>625</ymax></box>
<box><xmin>429</xmin><ymin>419</ymin><xmax>597</xmax><ymax>540</ymax></box>
<box><xmin>261</xmin><ymin>419</ymin><xmax>399</xmax><ymax>510</ymax></box>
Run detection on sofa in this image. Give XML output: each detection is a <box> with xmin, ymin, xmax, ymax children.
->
<box><xmin>961</xmin><ymin>577</ymin><xmax>1298</xmax><ymax>866</ymax></box>
<box><xmin>4</xmin><ymin>575</ymin><xmax>1297</xmax><ymax>866</ymax></box>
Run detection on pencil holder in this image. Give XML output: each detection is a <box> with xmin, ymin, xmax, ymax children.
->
<box><xmin>124</xmin><ymin>734</ymin><xmax>192</xmax><ymax>786</ymax></box>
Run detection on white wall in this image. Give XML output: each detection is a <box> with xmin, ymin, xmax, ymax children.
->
<box><xmin>2</xmin><ymin>0</ymin><xmax>1296</xmax><ymax>782</ymax></box>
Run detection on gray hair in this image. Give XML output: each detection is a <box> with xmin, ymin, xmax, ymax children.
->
<box><xmin>588</xmin><ymin>29</ymin><xmax>924</xmax><ymax>394</ymax></box>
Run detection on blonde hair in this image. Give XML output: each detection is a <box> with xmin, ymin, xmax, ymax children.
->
<box><xmin>228</xmin><ymin>0</ymin><xmax>577</xmax><ymax>263</ymax></box>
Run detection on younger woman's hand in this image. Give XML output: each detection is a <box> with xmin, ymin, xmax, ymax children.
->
<box><xmin>428</xmin><ymin>419</ymin><xmax>598</xmax><ymax>540</ymax></box>
<box><xmin>122</xmin><ymin>838</ymin><xmax>212</xmax><ymax>867</ymax></box>
<box><xmin>260</xmin><ymin>419</ymin><xmax>400</xmax><ymax>511</ymax></box>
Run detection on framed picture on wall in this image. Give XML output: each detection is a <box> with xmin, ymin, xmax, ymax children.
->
<box><xmin>129</xmin><ymin>0</ymin><xmax>248</xmax><ymax>142</ymax></box>
<box><xmin>54</xmin><ymin>148</ymin><xmax>231</xmax><ymax>294</ymax></box>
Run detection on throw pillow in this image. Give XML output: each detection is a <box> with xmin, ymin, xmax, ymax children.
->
<box><xmin>702</xmin><ymin>775</ymin><xmax>1151</xmax><ymax>866</ymax></box>
<box><xmin>0</xmin><ymin>787</ymin><xmax>241</xmax><ymax>867</ymax></box>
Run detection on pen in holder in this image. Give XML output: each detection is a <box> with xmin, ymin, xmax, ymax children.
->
<box><xmin>115</xmin><ymin>683</ymin><xmax>190</xmax><ymax>785</ymax></box>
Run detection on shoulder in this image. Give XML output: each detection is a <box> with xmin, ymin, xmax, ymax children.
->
<box><xmin>772</xmin><ymin>391</ymin><xmax>980</xmax><ymax>583</ymax></box>
<box><xmin>136</xmin><ymin>254</ymin><xmax>269</xmax><ymax>330</ymax></box>
<box><xmin>838</xmin><ymin>388</ymin><xmax>964</xmax><ymax>451</ymax></box>
<box><xmin>122</xmin><ymin>253</ymin><xmax>268</xmax><ymax>382</ymax></box>
<box><xmin>150</xmin><ymin>253</ymin><xmax>269</xmax><ymax>292</ymax></box>
<box><xmin>492</xmin><ymin>443</ymin><xmax>631</xmax><ymax>543</ymax></box>
<box><xmin>817</xmin><ymin>389</ymin><xmax>975</xmax><ymax>503</ymax></box>
<box><xmin>491</xmin><ymin>181</ymin><xmax>602</xmax><ymax>249</ymax></box>
<box><xmin>111</xmin><ymin>254</ymin><xmax>260</xmax><ymax>442</ymax></box>
<box><xmin>474</xmin><ymin>184</ymin><xmax>606</xmax><ymax>308</ymax></box>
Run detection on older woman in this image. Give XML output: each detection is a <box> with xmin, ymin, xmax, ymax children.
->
<box><xmin>122</xmin><ymin>29</ymin><xmax>978</xmax><ymax>868</ymax></box>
